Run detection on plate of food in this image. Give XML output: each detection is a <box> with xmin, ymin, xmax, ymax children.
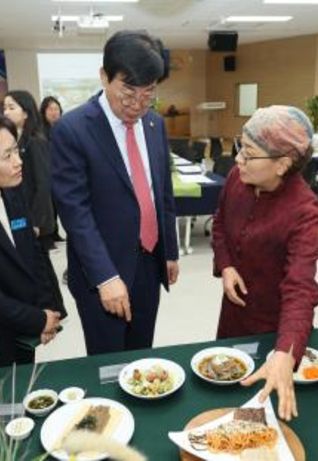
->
<box><xmin>267</xmin><ymin>347</ymin><xmax>318</xmax><ymax>384</ymax></box>
<box><xmin>118</xmin><ymin>358</ymin><xmax>186</xmax><ymax>399</ymax></box>
<box><xmin>41</xmin><ymin>397</ymin><xmax>135</xmax><ymax>461</ymax></box>
<box><xmin>169</xmin><ymin>391</ymin><xmax>300</xmax><ymax>461</ymax></box>
<box><xmin>191</xmin><ymin>347</ymin><xmax>255</xmax><ymax>385</ymax></box>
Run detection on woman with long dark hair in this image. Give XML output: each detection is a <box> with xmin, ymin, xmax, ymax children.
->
<box><xmin>3</xmin><ymin>90</ymin><xmax>67</xmax><ymax>319</ymax></box>
<box><xmin>40</xmin><ymin>95</ymin><xmax>65</xmax><ymax>243</ymax></box>
<box><xmin>40</xmin><ymin>95</ymin><xmax>63</xmax><ymax>141</ymax></box>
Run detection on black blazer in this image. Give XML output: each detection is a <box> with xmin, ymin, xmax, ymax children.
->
<box><xmin>52</xmin><ymin>94</ymin><xmax>178</xmax><ymax>293</ymax></box>
<box><xmin>19</xmin><ymin>132</ymin><xmax>55</xmax><ymax>236</ymax></box>
<box><xmin>0</xmin><ymin>187</ymin><xmax>55</xmax><ymax>367</ymax></box>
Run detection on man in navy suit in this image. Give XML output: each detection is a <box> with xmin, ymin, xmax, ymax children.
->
<box><xmin>0</xmin><ymin>115</ymin><xmax>61</xmax><ymax>367</ymax></box>
<box><xmin>51</xmin><ymin>30</ymin><xmax>179</xmax><ymax>355</ymax></box>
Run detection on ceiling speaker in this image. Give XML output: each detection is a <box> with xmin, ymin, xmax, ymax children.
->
<box><xmin>208</xmin><ymin>32</ymin><xmax>238</xmax><ymax>52</ymax></box>
<box><xmin>224</xmin><ymin>55</ymin><xmax>236</xmax><ymax>71</ymax></box>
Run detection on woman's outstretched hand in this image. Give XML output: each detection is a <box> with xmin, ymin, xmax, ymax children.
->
<box><xmin>241</xmin><ymin>350</ymin><xmax>297</xmax><ymax>421</ymax></box>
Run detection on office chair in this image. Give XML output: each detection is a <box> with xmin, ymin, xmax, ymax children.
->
<box><xmin>210</xmin><ymin>137</ymin><xmax>223</xmax><ymax>161</ymax></box>
<box><xmin>204</xmin><ymin>155</ymin><xmax>236</xmax><ymax>236</ymax></box>
<box><xmin>191</xmin><ymin>140</ymin><xmax>207</xmax><ymax>163</ymax></box>
<box><xmin>169</xmin><ymin>138</ymin><xmax>190</xmax><ymax>160</ymax></box>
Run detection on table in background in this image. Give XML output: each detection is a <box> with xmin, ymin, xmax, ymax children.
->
<box><xmin>1</xmin><ymin>330</ymin><xmax>318</xmax><ymax>460</ymax></box>
<box><xmin>174</xmin><ymin>171</ymin><xmax>224</xmax><ymax>254</ymax></box>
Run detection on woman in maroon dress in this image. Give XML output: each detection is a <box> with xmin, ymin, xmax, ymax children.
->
<box><xmin>212</xmin><ymin>105</ymin><xmax>318</xmax><ymax>421</ymax></box>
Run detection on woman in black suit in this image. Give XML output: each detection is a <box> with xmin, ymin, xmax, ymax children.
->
<box><xmin>3</xmin><ymin>91</ymin><xmax>67</xmax><ymax>319</ymax></box>
<box><xmin>3</xmin><ymin>91</ymin><xmax>55</xmax><ymax>244</ymax></box>
<box><xmin>0</xmin><ymin>115</ymin><xmax>61</xmax><ymax>367</ymax></box>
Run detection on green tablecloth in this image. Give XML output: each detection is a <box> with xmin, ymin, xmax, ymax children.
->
<box><xmin>1</xmin><ymin>331</ymin><xmax>318</xmax><ymax>460</ymax></box>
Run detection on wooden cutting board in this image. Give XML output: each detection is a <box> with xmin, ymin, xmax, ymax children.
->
<box><xmin>180</xmin><ymin>408</ymin><xmax>305</xmax><ymax>461</ymax></box>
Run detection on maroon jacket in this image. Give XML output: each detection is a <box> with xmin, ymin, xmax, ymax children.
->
<box><xmin>212</xmin><ymin>166</ymin><xmax>318</xmax><ymax>362</ymax></box>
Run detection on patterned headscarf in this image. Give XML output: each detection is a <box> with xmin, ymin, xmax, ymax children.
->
<box><xmin>243</xmin><ymin>105</ymin><xmax>313</xmax><ymax>162</ymax></box>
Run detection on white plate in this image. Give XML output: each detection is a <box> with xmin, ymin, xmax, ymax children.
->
<box><xmin>267</xmin><ymin>347</ymin><xmax>318</xmax><ymax>384</ymax></box>
<box><xmin>169</xmin><ymin>390</ymin><xmax>295</xmax><ymax>461</ymax></box>
<box><xmin>191</xmin><ymin>347</ymin><xmax>255</xmax><ymax>385</ymax></box>
<box><xmin>59</xmin><ymin>387</ymin><xmax>86</xmax><ymax>404</ymax></box>
<box><xmin>41</xmin><ymin>397</ymin><xmax>135</xmax><ymax>461</ymax></box>
<box><xmin>119</xmin><ymin>358</ymin><xmax>186</xmax><ymax>399</ymax></box>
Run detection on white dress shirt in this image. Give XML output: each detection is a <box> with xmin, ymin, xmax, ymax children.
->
<box><xmin>98</xmin><ymin>91</ymin><xmax>155</xmax><ymax>197</ymax></box>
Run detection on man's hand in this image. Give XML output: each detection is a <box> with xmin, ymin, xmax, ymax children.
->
<box><xmin>241</xmin><ymin>351</ymin><xmax>297</xmax><ymax>421</ymax></box>
<box><xmin>41</xmin><ymin>331</ymin><xmax>56</xmax><ymax>345</ymax></box>
<box><xmin>43</xmin><ymin>310</ymin><xmax>61</xmax><ymax>333</ymax></box>
<box><xmin>98</xmin><ymin>278</ymin><xmax>131</xmax><ymax>322</ymax></box>
<box><xmin>167</xmin><ymin>260</ymin><xmax>179</xmax><ymax>285</ymax></box>
<box><xmin>41</xmin><ymin>310</ymin><xmax>61</xmax><ymax>345</ymax></box>
<box><xmin>222</xmin><ymin>266</ymin><xmax>247</xmax><ymax>307</ymax></box>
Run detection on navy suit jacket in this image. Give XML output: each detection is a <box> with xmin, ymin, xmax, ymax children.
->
<box><xmin>51</xmin><ymin>93</ymin><xmax>178</xmax><ymax>296</ymax></box>
<box><xmin>0</xmin><ymin>187</ymin><xmax>51</xmax><ymax>366</ymax></box>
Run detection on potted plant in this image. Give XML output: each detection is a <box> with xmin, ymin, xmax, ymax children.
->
<box><xmin>306</xmin><ymin>96</ymin><xmax>318</xmax><ymax>153</ymax></box>
<box><xmin>306</xmin><ymin>95</ymin><xmax>318</xmax><ymax>132</ymax></box>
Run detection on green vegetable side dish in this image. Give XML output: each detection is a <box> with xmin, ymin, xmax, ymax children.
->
<box><xmin>127</xmin><ymin>365</ymin><xmax>174</xmax><ymax>396</ymax></box>
<box><xmin>28</xmin><ymin>395</ymin><xmax>55</xmax><ymax>410</ymax></box>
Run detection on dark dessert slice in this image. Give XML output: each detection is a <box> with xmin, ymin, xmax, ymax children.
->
<box><xmin>233</xmin><ymin>407</ymin><xmax>267</xmax><ymax>425</ymax></box>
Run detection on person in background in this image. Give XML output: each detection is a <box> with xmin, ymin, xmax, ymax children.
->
<box><xmin>51</xmin><ymin>30</ymin><xmax>179</xmax><ymax>355</ymax></box>
<box><xmin>0</xmin><ymin>115</ymin><xmax>61</xmax><ymax>367</ymax></box>
<box><xmin>3</xmin><ymin>90</ymin><xmax>67</xmax><ymax>320</ymax></box>
<box><xmin>212</xmin><ymin>105</ymin><xmax>318</xmax><ymax>421</ymax></box>
<box><xmin>3</xmin><ymin>91</ymin><xmax>55</xmax><ymax>248</ymax></box>
<box><xmin>40</xmin><ymin>96</ymin><xmax>63</xmax><ymax>141</ymax></box>
<box><xmin>40</xmin><ymin>96</ymin><xmax>66</xmax><ymax>277</ymax></box>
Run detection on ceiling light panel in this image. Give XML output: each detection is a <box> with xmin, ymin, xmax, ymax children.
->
<box><xmin>224</xmin><ymin>16</ymin><xmax>293</xmax><ymax>22</ymax></box>
<box><xmin>51</xmin><ymin>15</ymin><xmax>123</xmax><ymax>22</ymax></box>
<box><xmin>264</xmin><ymin>0</ymin><xmax>318</xmax><ymax>4</ymax></box>
<box><xmin>52</xmin><ymin>0</ymin><xmax>138</xmax><ymax>3</ymax></box>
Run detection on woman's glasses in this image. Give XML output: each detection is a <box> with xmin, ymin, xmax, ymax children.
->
<box><xmin>234</xmin><ymin>136</ymin><xmax>287</xmax><ymax>165</ymax></box>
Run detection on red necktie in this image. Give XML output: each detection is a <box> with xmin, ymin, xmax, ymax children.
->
<box><xmin>125</xmin><ymin>123</ymin><xmax>158</xmax><ymax>252</ymax></box>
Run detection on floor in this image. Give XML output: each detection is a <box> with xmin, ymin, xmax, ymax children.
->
<box><xmin>36</xmin><ymin>217</ymin><xmax>318</xmax><ymax>363</ymax></box>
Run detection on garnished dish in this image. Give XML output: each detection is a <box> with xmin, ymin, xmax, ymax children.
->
<box><xmin>188</xmin><ymin>408</ymin><xmax>278</xmax><ymax>455</ymax></box>
<box><xmin>168</xmin><ymin>391</ymin><xmax>296</xmax><ymax>461</ymax></box>
<box><xmin>191</xmin><ymin>347</ymin><xmax>255</xmax><ymax>384</ymax></box>
<box><xmin>267</xmin><ymin>347</ymin><xmax>318</xmax><ymax>384</ymax></box>
<box><xmin>41</xmin><ymin>397</ymin><xmax>135</xmax><ymax>461</ymax></box>
<box><xmin>23</xmin><ymin>389</ymin><xmax>58</xmax><ymax>417</ymax></box>
<box><xmin>127</xmin><ymin>365</ymin><xmax>173</xmax><ymax>396</ymax></box>
<box><xmin>119</xmin><ymin>358</ymin><xmax>186</xmax><ymax>399</ymax></box>
<box><xmin>198</xmin><ymin>354</ymin><xmax>247</xmax><ymax>381</ymax></box>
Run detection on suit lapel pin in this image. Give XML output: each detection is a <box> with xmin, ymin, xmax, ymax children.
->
<box><xmin>150</xmin><ymin>120</ymin><xmax>155</xmax><ymax>128</ymax></box>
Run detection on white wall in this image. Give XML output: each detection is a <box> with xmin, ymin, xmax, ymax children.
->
<box><xmin>5</xmin><ymin>49</ymin><xmax>41</xmax><ymax>103</ymax></box>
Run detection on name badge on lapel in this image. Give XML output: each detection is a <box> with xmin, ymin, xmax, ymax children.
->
<box><xmin>10</xmin><ymin>218</ymin><xmax>27</xmax><ymax>231</ymax></box>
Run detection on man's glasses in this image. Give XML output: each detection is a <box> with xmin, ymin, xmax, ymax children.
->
<box><xmin>234</xmin><ymin>136</ymin><xmax>287</xmax><ymax>165</ymax></box>
<box><xmin>120</xmin><ymin>86</ymin><xmax>157</xmax><ymax>108</ymax></box>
